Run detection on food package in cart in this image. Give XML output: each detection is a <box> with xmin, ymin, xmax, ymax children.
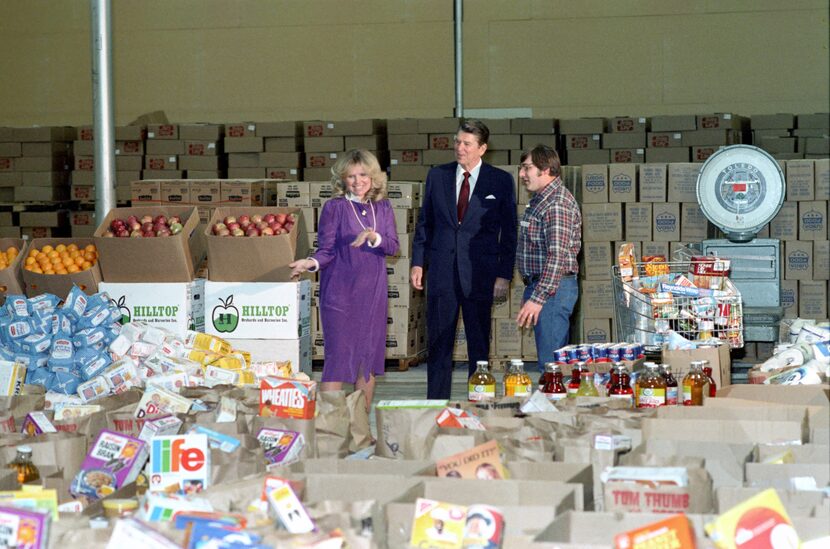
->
<box><xmin>618</xmin><ymin>242</ymin><xmax>639</xmax><ymax>283</ymax></box>
<box><xmin>259</xmin><ymin>377</ymin><xmax>317</xmax><ymax>419</ymax></box>
<box><xmin>70</xmin><ymin>429</ymin><xmax>148</xmax><ymax>501</ymax></box>
<box><xmin>148</xmin><ymin>434</ymin><xmax>210</xmax><ymax>495</ymax></box>
<box><xmin>690</xmin><ymin>256</ymin><xmax>731</xmax><ymax>291</ymax></box>
<box><xmin>135</xmin><ymin>385</ymin><xmax>193</xmax><ymax>418</ymax></box>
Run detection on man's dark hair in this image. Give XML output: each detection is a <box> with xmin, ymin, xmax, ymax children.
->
<box><xmin>521</xmin><ymin>144</ymin><xmax>561</xmax><ymax>177</ymax></box>
<box><xmin>458</xmin><ymin>119</ymin><xmax>490</xmax><ymax>146</ymax></box>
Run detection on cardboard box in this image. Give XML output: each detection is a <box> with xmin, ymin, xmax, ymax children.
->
<box><xmin>255</xmin><ymin>122</ymin><xmax>299</xmax><ymax>138</ymax></box>
<box><xmin>387</xmin><ymin>119</ymin><xmax>420</xmax><ymax>134</ymax></box>
<box><xmin>494</xmin><ymin>319</ymin><xmax>522</xmax><ymax>356</ymax></box>
<box><xmin>604</xmin><ymin>467</ymin><xmax>713</xmax><ymax>514</ymax></box>
<box><xmin>639</xmin><ymin>164</ymin><xmax>667</xmax><ymax>202</ymax></box>
<box><xmin>646</xmin><ymin>147</ymin><xmax>691</xmax><ymax>163</ymax></box>
<box><xmin>752</xmin><ymin>113</ymin><xmax>794</xmax><ymax>129</ymax></box>
<box><xmin>204</xmin><ymin>206</ymin><xmax>308</xmax><ymax>282</ymax></box>
<box><xmin>799</xmin><ymin>280</ymin><xmax>828</xmax><ymax>319</ymax></box>
<box><xmin>608</xmin><ymin>116</ymin><xmax>649</xmax><ymax>133</ymax></box>
<box><xmin>303</xmin><ymin>136</ymin><xmax>345</xmax><ymax>153</ymax></box>
<box><xmin>565</xmin><ymin>134</ymin><xmax>601</xmax><ymax>150</ymax></box>
<box><xmin>276</xmin><ymin>181</ymin><xmax>311</xmax><ymax>208</ymax></box>
<box><xmin>566</xmin><ymin>149</ymin><xmax>610</xmax><ymax>165</ymax></box>
<box><xmin>652</xmin><ymin>203</ymin><xmax>681</xmax><ymax>242</ymax></box>
<box><xmin>814</xmin><ymin>159</ymin><xmax>829</xmax><ymax>200</ymax></box>
<box><xmin>602</xmin><ymin>132</ymin><xmax>645</xmax><ymax>149</ymax></box>
<box><xmin>561</xmin><ymin>118</ymin><xmax>606</xmax><ymax>134</ymax></box>
<box><xmin>813</xmin><ymin>240</ymin><xmax>829</xmax><ymax>280</ymax></box>
<box><xmin>416</xmin><ymin>118</ymin><xmax>460</xmax><ymax>134</ymax></box>
<box><xmin>183</xmin><ymin>140</ymin><xmax>220</xmax><ymax>157</ymax></box>
<box><xmin>580</xmin><ymin>165</ymin><xmax>608</xmax><ymax>203</ymax></box>
<box><xmin>786</xmin><ymin>160</ymin><xmax>815</xmax><ymax>201</ymax></box>
<box><xmin>580</xmin><ymin>280</ymin><xmax>615</xmax><ymax>317</ymax></box>
<box><xmin>386</xmin><ymin>327</ymin><xmax>422</xmax><ymax>358</ymax></box>
<box><xmin>609</xmin><ymin>148</ymin><xmax>645</xmax><ymax>164</ymax></box>
<box><xmin>224</xmin><ymin>137</ymin><xmax>263</xmax><ymax>154</ymax></box>
<box><xmin>303</xmin><ymin>119</ymin><xmax>382</xmax><ymax>137</ymax></box>
<box><xmin>159</xmin><ymin>181</ymin><xmax>190</xmax><ymax>205</ymax></box>
<box><xmin>642</xmin><ymin>241</ymin><xmax>670</xmax><ymax>258</ymax></box>
<box><xmin>227</xmin><ymin>337</ymin><xmax>311</xmax><ymax>375</ymax></box>
<box><xmin>178</xmin><ymin>124</ymin><xmax>223</xmax><ymax>141</ymax></box>
<box><xmin>147</xmin><ymin>124</ymin><xmax>178</xmax><ymax>140</ymax></box>
<box><xmin>780</xmin><ymin>278</ymin><xmax>799</xmax><ymax>318</ymax></box>
<box><xmin>0</xmin><ymin>237</ymin><xmax>26</xmax><ymax>302</ymax></box>
<box><xmin>22</xmin><ymin>237</ymin><xmax>102</xmax><ymax>297</ymax></box>
<box><xmin>662</xmin><ymin>343</ymin><xmax>731</xmax><ymax>390</ymax></box>
<box><xmin>770</xmin><ymin>201</ymin><xmax>799</xmax><ymax>240</ymax></box>
<box><xmin>189</xmin><ymin>180</ymin><xmax>221</xmax><ymax>207</ymax></box>
<box><xmin>784</xmin><ymin>240</ymin><xmax>812</xmax><ymax>280</ymax></box>
<box><xmin>798</xmin><ymin>200</ymin><xmax>827</xmax><ymax>240</ymax></box>
<box><xmin>651</xmin><ymin>115</ymin><xmax>697</xmax><ymax>132</ymax></box>
<box><xmin>205</xmin><ymin>280</ymin><xmax>310</xmax><ymax>339</ymax></box>
<box><xmin>227</xmin><ymin>167</ymin><xmax>265</xmax><ymax>179</ymax></box>
<box><xmin>131</xmin><ymin>181</ymin><xmax>162</xmax><ymax>204</ymax></box>
<box><xmin>179</xmin><ymin>156</ymin><xmax>221</xmax><ymax>171</ymax></box>
<box><xmin>93</xmin><ymin>205</ymin><xmax>203</xmax><ymax>283</ymax></box>
<box><xmin>581</xmin><ymin>203</ymin><xmax>623</xmax><ymax>242</ymax></box>
<box><xmin>681</xmin><ymin>202</ymin><xmax>709</xmax><ymax>241</ymax></box>
<box><xmin>667</xmin><ymin>163</ymin><xmax>701</xmax><ymax>203</ymax></box>
<box><xmin>608</xmin><ymin>163</ymin><xmax>637</xmax><ymax>202</ymax></box>
<box><xmin>220</xmin><ymin>180</ymin><xmax>263</xmax><ymax>206</ymax></box>
<box><xmin>624</xmin><ymin>203</ymin><xmax>652</xmax><ymax>241</ymax></box>
<box><xmin>12</xmin><ymin>125</ymin><xmax>76</xmax><ymax>142</ymax></box>
<box><xmin>14</xmin><ymin>186</ymin><xmax>69</xmax><ymax>202</ymax></box>
<box><xmin>692</xmin><ymin>145</ymin><xmax>720</xmax><ymax>162</ymax></box>
<box><xmin>581</xmin><ymin>317</ymin><xmax>612</xmax><ymax>343</ymax></box>
<box><xmin>387</xmin><ymin>182</ymin><xmax>422</xmax><ymax>209</ymax></box>
<box><xmin>578</xmin><ymin>241</ymin><xmax>611</xmax><ymax>281</ymax></box>
<box><xmin>98</xmin><ymin>281</ymin><xmax>204</xmax><ymax>336</ymax></box>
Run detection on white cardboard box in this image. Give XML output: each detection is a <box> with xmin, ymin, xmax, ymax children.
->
<box><xmin>204</xmin><ymin>280</ymin><xmax>311</xmax><ymax>339</ymax></box>
<box><xmin>99</xmin><ymin>280</ymin><xmax>205</xmax><ymax>336</ymax></box>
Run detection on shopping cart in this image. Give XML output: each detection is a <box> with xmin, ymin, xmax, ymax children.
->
<box><xmin>612</xmin><ymin>260</ymin><xmax>744</xmax><ymax>348</ymax></box>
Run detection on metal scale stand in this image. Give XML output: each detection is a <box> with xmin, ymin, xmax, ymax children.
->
<box><xmin>696</xmin><ymin>145</ymin><xmax>787</xmax><ymax>343</ymax></box>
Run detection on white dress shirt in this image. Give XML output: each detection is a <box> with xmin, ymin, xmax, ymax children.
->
<box><xmin>455</xmin><ymin>159</ymin><xmax>482</xmax><ymax>202</ymax></box>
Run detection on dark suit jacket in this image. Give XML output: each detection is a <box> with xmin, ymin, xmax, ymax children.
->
<box><xmin>412</xmin><ymin>162</ymin><xmax>517</xmax><ymax>299</ymax></box>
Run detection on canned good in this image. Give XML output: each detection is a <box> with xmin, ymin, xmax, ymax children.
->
<box><xmin>565</xmin><ymin>345</ymin><xmax>580</xmax><ymax>364</ymax></box>
<box><xmin>621</xmin><ymin>344</ymin><xmax>638</xmax><ymax>361</ymax></box>
<box><xmin>576</xmin><ymin>345</ymin><xmax>592</xmax><ymax>363</ymax></box>
<box><xmin>607</xmin><ymin>344</ymin><xmax>623</xmax><ymax>362</ymax></box>
<box><xmin>592</xmin><ymin>343</ymin><xmax>610</xmax><ymax>363</ymax></box>
<box><xmin>554</xmin><ymin>346</ymin><xmax>571</xmax><ymax>364</ymax></box>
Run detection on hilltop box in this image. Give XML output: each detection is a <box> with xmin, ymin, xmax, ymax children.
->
<box><xmin>93</xmin><ymin>206</ymin><xmax>203</xmax><ymax>283</ymax></box>
<box><xmin>204</xmin><ymin>206</ymin><xmax>309</xmax><ymax>282</ymax></box>
<box><xmin>204</xmin><ymin>280</ymin><xmax>311</xmax><ymax>339</ymax></box>
<box><xmin>98</xmin><ymin>281</ymin><xmax>204</xmax><ymax>336</ymax></box>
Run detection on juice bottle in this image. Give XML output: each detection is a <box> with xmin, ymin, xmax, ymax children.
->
<box><xmin>576</xmin><ymin>369</ymin><xmax>599</xmax><ymax>397</ymax></box>
<box><xmin>661</xmin><ymin>364</ymin><xmax>679</xmax><ymax>406</ymax></box>
<box><xmin>541</xmin><ymin>363</ymin><xmax>567</xmax><ymax>401</ymax></box>
<box><xmin>7</xmin><ymin>445</ymin><xmax>40</xmax><ymax>485</ymax></box>
<box><xmin>702</xmin><ymin>363</ymin><xmax>717</xmax><ymax>397</ymax></box>
<box><xmin>468</xmin><ymin>361</ymin><xmax>496</xmax><ymax>402</ymax></box>
<box><xmin>503</xmin><ymin>360</ymin><xmax>519</xmax><ymax>397</ymax></box>
<box><xmin>512</xmin><ymin>360</ymin><xmax>533</xmax><ymax>397</ymax></box>
<box><xmin>538</xmin><ymin>364</ymin><xmax>552</xmax><ymax>392</ymax></box>
<box><xmin>567</xmin><ymin>362</ymin><xmax>585</xmax><ymax>397</ymax></box>
<box><xmin>683</xmin><ymin>360</ymin><xmax>709</xmax><ymax>406</ymax></box>
<box><xmin>608</xmin><ymin>363</ymin><xmax>634</xmax><ymax>407</ymax></box>
<box><xmin>637</xmin><ymin>363</ymin><xmax>666</xmax><ymax>408</ymax></box>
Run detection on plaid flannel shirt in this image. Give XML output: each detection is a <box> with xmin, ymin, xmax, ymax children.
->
<box><xmin>517</xmin><ymin>177</ymin><xmax>582</xmax><ymax>305</ymax></box>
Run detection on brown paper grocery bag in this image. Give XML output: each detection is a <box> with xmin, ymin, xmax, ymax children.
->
<box><xmin>374</xmin><ymin>406</ymin><xmax>439</xmax><ymax>460</ymax></box>
<box><xmin>0</xmin><ymin>432</ymin><xmax>88</xmax><ymax>482</ymax></box>
<box><xmin>52</xmin><ymin>409</ymin><xmax>108</xmax><ymax>438</ymax></box>
<box><xmin>0</xmin><ymin>394</ymin><xmax>46</xmax><ymax>423</ymax></box>
<box><xmin>210</xmin><ymin>446</ymin><xmax>266</xmax><ymax>485</ymax></box>
<box><xmin>346</xmin><ymin>390</ymin><xmax>373</xmax><ymax>452</ymax></box>
<box><xmin>315</xmin><ymin>390</ymin><xmax>351</xmax><ymax>458</ymax></box>
<box><xmin>249</xmin><ymin>415</ymin><xmax>316</xmax><ymax>459</ymax></box>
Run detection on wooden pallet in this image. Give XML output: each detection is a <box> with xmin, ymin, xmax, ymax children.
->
<box><xmin>311</xmin><ymin>351</ymin><xmax>427</xmax><ymax>373</ymax></box>
<box><xmin>0</xmin><ymin>201</ymin><xmax>75</xmax><ymax>212</ymax></box>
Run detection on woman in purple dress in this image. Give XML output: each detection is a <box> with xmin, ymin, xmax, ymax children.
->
<box><xmin>290</xmin><ymin>150</ymin><xmax>399</xmax><ymax>411</ymax></box>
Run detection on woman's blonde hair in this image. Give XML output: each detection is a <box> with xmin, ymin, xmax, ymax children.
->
<box><xmin>331</xmin><ymin>149</ymin><xmax>387</xmax><ymax>202</ymax></box>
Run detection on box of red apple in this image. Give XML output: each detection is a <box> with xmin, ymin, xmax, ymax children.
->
<box><xmin>93</xmin><ymin>205</ymin><xmax>206</xmax><ymax>283</ymax></box>
<box><xmin>204</xmin><ymin>206</ymin><xmax>310</xmax><ymax>282</ymax></box>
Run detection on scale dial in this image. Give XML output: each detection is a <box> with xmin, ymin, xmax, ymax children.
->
<box><xmin>696</xmin><ymin>145</ymin><xmax>785</xmax><ymax>242</ymax></box>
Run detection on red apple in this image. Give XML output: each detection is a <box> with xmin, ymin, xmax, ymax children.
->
<box><xmin>212</xmin><ymin>222</ymin><xmax>226</xmax><ymax>235</ymax></box>
<box><xmin>103</xmin><ymin>230</ymin><xmax>115</xmax><ymax>238</ymax></box>
<box><xmin>168</xmin><ymin>215</ymin><xmax>181</xmax><ymax>225</ymax></box>
<box><xmin>245</xmin><ymin>227</ymin><xmax>260</xmax><ymax>237</ymax></box>
<box><xmin>263</xmin><ymin>213</ymin><xmax>276</xmax><ymax>224</ymax></box>
<box><xmin>231</xmin><ymin>228</ymin><xmax>245</xmax><ymax>237</ymax></box>
<box><xmin>256</xmin><ymin>221</ymin><xmax>268</xmax><ymax>231</ymax></box>
<box><xmin>275</xmin><ymin>213</ymin><xmax>287</xmax><ymax>224</ymax></box>
<box><xmin>153</xmin><ymin>215</ymin><xmax>167</xmax><ymax>226</ymax></box>
<box><xmin>218</xmin><ymin>228</ymin><xmax>230</xmax><ymax>237</ymax></box>
<box><xmin>251</xmin><ymin>214</ymin><xmax>263</xmax><ymax>224</ymax></box>
<box><xmin>130</xmin><ymin>230</ymin><xmax>142</xmax><ymax>238</ymax></box>
<box><xmin>156</xmin><ymin>227</ymin><xmax>171</xmax><ymax>237</ymax></box>
<box><xmin>286</xmin><ymin>214</ymin><xmax>295</xmax><ymax>223</ymax></box>
<box><xmin>142</xmin><ymin>231</ymin><xmax>155</xmax><ymax>237</ymax></box>
<box><xmin>260</xmin><ymin>227</ymin><xmax>274</xmax><ymax>236</ymax></box>
<box><xmin>224</xmin><ymin>216</ymin><xmax>237</xmax><ymax>225</ymax></box>
<box><xmin>116</xmin><ymin>229</ymin><xmax>130</xmax><ymax>238</ymax></box>
<box><xmin>238</xmin><ymin>214</ymin><xmax>250</xmax><ymax>225</ymax></box>
<box><xmin>226</xmin><ymin>222</ymin><xmax>240</xmax><ymax>232</ymax></box>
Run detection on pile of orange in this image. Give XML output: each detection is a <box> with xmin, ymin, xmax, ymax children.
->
<box><xmin>24</xmin><ymin>243</ymin><xmax>98</xmax><ymax>275</ymax></box>
<box><xmin>0</xmin><ymin>246</ymin><xmax>19</xmax><ymax>270</ymax></box>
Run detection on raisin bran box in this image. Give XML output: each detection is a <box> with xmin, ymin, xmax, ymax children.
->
<box><xmin>258</xmin><ymin>377</ymin><xmax>317</xmax><ymax>419</ymax></box>
<box><xmin>256</xmin><ymin>428</ymin><xmax>304</xmax><ymax>465</ymax></box>
<box><xmin>70</xmin><ymin>429</ymin><xmax>148</xmax><ymax>500</ymax></box>
<box><xmin>0</xmin><ymin>505</ymin><xmax>50</xmax><ymax>549</ymax></box>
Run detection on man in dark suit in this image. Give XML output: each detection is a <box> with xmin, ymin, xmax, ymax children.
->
<box><xmin>411</xmin><ymin>119</ymin><xmax>518</xmax><ymax>399</ymax></box>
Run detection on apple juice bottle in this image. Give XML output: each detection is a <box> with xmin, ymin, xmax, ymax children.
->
<box><xmin>502</xmin><ymin>361</ymin><xmax>518</xmax><ymax>397</ymax></box>
<box><xmin>468</xmin><ymin>361</ymin><xmax>496</xmax><ymax>402</ymax></box>
<box><xmin>576</xmin><ymin>369</ymin><xmax>599</xmax><ymax>397</ymax></box>
<box><xmin>682</xmin><ymin>361</ymin><xmax>709</xmax><ymax>406</ymax></box>
<box><xmin>636</xmin><ymin>363</ymin><xmax>666</xmax><ymax>408</ymax></box>
<box><xmin>512</xmin><ymin>360</ymin><xmax>533</xmax><ymax>397</ymax></box>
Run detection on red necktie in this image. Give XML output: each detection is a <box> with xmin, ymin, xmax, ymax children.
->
<box><xmin>457</xmin><ymin>171</ymin><xmax>470</xmax><ymax>223</ymax></box>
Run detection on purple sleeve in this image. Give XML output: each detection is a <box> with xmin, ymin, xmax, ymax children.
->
<box><xmin>312</xmin><ymin>200</ymin><xmax>339</xmax><ymax>270</ymax></box>
<box><xmin>376</xmin><ymin>200</ymin><xmax>399</xmax><ymax>257</ymax></box>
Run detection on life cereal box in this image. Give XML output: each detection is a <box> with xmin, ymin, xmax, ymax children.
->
<box><xmin>149</xmin><ymin>434</ymin><xmax>211</xmax><ymax>495</ymax></box>
<box><xmin>70</xmin><ymin>429</ymin><xmax>148</xmax><ymax>500</ymax></box>
<box><xmin>259</xmin><ymin>377</ymin><xmax>316</xmax><ymax>419</ymax></box>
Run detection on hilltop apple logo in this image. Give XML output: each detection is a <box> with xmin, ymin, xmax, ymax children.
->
<box><xmin>112</xmin><ymin>295</ymin><xmax>131</xmax><ymax>324</ymax></box>
<box><xmin>212</xmin><ymin>295</ymin><xmax>239</xmax><ymax>333</ymax></box>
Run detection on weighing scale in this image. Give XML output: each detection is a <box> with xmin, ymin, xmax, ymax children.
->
<box><xmin>696</xmin><ymin>145</ymin><xmax>786</xmax><ymax>342</ymax></box>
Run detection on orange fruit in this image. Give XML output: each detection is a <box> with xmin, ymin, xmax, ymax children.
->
<box><xmin>47</xmin><ymin>250</ymin><xmax>59</xmax><ymax>259</ymax></box>
<box><xmin>41</xmin><ymin>245</ymin><xmax>53</xmax><ymax>254</ymax></box>
<box><xmin>84</xmin><ymin>244</ymin><xmax>96</xmax><ymax>253</ymax></box>
<box><xmin>67</xmin><ymin>264</ymin><xmax>79</xmax><ymax>273</ymax></box>
<box><xmin>55</xmin><ymin>244</ymin><xmax>66</xmax><ymax>253</ymax></box>
<box><xmin>50</xmin><ymin>256</ymin><xmax>62</xmax><ymax>265</ymax></box>
<box><xmin>25</xmin><ymin>257</ymin><xmax>35</xmax><ymax>266</ymax></box>
<box><xmin>83</xmin><ymin>251</ymin><xmax>96</xmax><ymax>262</ymax></box>
<box><xmin>69</xmin><ymin>250</ymin><xmax>80</xmax><ymax>259</ymax></box>
<box><xmin>67</xmin><ymin>243</ymin><xmax>78</xmax><ymax>252</ymax></box>
<box><xmin>74</xmin><ymin>256</ymin><xmax>84</xmax><ymax>266</ymax></box>
<box><xmin>81</xmin><ymin>261</ymin><xmax>92</xmax><ymax>270</ymax></box>
<box><xmin>28</xmin><ymin>249</ymin><xmax>38</xmax><ymax>258</ymax></box>
<box><xmin>62</xmin><ymin>257</ymin><xmax>74</xmax><ymax>267</ymax></box>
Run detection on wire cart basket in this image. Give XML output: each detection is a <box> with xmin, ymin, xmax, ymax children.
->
<box><xmin>612</xmin><ymin>260</ymin><xmax>744</xmax><ymax>348</ymax></box>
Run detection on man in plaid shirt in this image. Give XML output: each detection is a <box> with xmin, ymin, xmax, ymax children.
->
<box><xmin>516</xmin><ymin>145</ymin><xmax>582</xmax><ymax>370</ymax></box>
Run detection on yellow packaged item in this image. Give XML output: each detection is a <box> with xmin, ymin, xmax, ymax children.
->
<box><xmin>186</xmin><ymin>332</ymin><xmax>232</xmax><ymax>355</ymax></box>
<box><xmin>188</xmin><ymin>349</ymin><xmax>223</xmax><ymax>366</ymax></box>
<box><xmin>232</xmin><ymin>349</ymin><xmax>252</xmax><ymax>367</ymax></box>
<box><xmin>705</xmin><ymin>488</ymin><xmax>799</xmax><ymax>549</ymax></box>
<box><xmin>210</xmin><ymin>354</ymin><xmax>246</xmax><ymax>371</ymax></box>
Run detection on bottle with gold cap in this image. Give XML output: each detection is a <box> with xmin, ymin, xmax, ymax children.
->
<box><xmin>7</xmin><ymin>445</ymin><xmax>40</xmax><ymax>485</ymax></box>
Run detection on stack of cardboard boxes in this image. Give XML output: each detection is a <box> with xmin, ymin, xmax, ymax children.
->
<box><xmin>301</xmin><ymin>119</ymin><xmax>387</xmax><ymax>181</ymax></box>
<box><xmin>179</xmin><ymin>123</ymin><xmax>226</xmax><ymax>179</ymax></box>
<box><xmin>753</xmin><ymin>113</ymin><xmax>830</xmax><ymax>160</ymax></box>
<box><xmin>226</xmin><ymin>122</ymin><xmax>303</xmax><ymax>181</ymax></box>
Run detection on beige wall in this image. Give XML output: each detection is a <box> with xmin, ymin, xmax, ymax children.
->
<box><xmin>0</xmin><ymin>0</ymin><xmax>827</xmax><ymax>126</ymax></box>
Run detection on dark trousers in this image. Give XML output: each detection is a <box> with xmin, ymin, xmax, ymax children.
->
<box><xmin>425</xmin><ymin>265</ymin><xmax>494</xmax><ymax>400</ymax></box>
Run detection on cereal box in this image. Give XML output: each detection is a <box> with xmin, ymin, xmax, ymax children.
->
<box><xmin>614</xmin><ymin>513</ymin><xmax>697</xmax><ymax>549</ymax></box>
<box><xmin>265</xmin><ymin>481</ymin><xmax>315</xmax><ymax>534</ymax></box>
<box><xmin>70</xmin><ymin>429</ymin><xmax>148</xmax><ymax>500</ymax></box>
<box><xmin>256</xmin><ymin>428</ymin><xmax>304</xmax><ymax>465</ymax></box>
<box><xmin>0</xmin><ymin>361</ymin><xmax>26</xmax><ymax>396</ymax></box>
<box><xmin>435</xmin><ymin>440</ymin><xmax>505</xmax><ymax>480</ymax></box>
<box><xmin>149</xmin><ymin>434</ymin><xmax>211</xmax><ymax>495</ymax></box>
<box><xmin>137</xmin><ymin>415</ymin><xmax>183</xmax><ymax>445</ymax></box>
<box><xmin>410</xmin><ymin>498</ymin><xmax>467</xmax><ymax>549</ymax></box>
<box><xmin>20</xmin><ymin>412</ymin><xmax>56</xmax><ymax>436</ymax></box>
<box><xmin>705</xmin><ymin>488</ymin><xmax>798</xmax><ymax>549</ymax></box>
<box><xmin>0</xmin><ymin>505</ymin><xmax>50</xmax><ymax>549</ymax></box>
<box><xmin>259</xmin><ymin>377</ymin><xmax>316</xmax><ymax>419</ymax></box>
<box><xmin>134</xmin><ymin>385</ymin><xmax>192</xmax><ymax>419</ymax></box>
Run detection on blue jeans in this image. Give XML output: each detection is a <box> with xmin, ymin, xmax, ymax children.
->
<box><xmin>523</xmin><ymin>275</ymin><xmax>579</xmax><ymax>371</ymax></box>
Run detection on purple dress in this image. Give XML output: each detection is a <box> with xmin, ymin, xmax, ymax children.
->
<box><xmin>313</xmin><ymin>196</ymin><xmax>399</xmax><ymax>383</ymax></box>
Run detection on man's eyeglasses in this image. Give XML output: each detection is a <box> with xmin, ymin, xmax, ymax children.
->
<box><xmin>519</xmin><ymin>163</ymin><xmax>536</xmax><ymax>172</ymax></box>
